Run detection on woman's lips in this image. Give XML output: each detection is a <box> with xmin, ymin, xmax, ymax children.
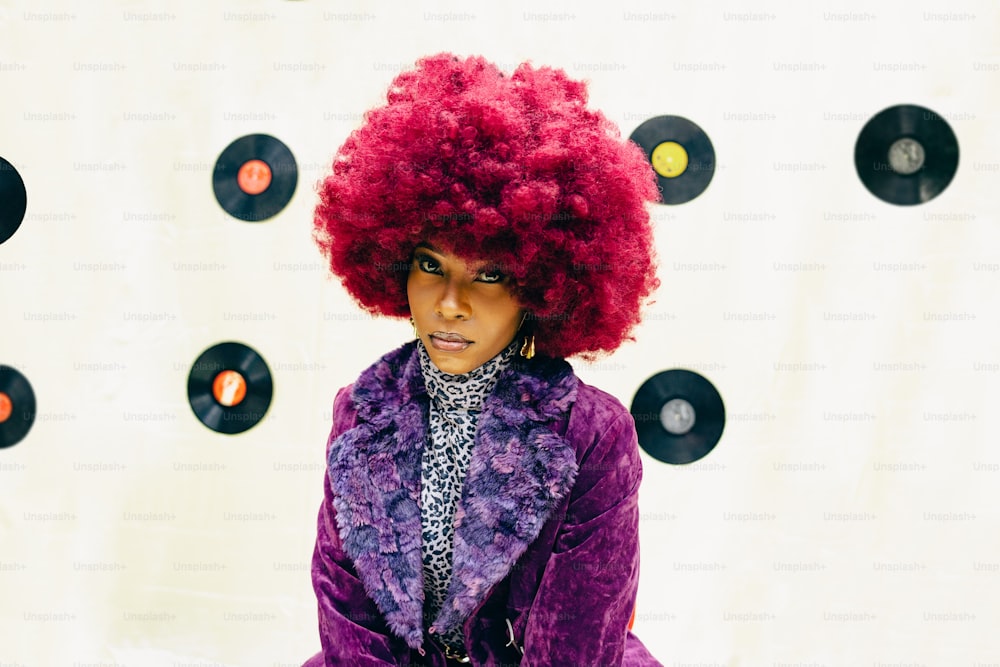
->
<box><xmin>429</xmin><ymin>332</ymin><xmax>472</xmax><ymax>352</ymax></box>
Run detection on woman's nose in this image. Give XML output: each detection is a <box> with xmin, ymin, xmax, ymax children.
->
<box><xmin>435</xmin><ymin>278</ymin><xmax>472</xmax><ymax>320</ymax></box>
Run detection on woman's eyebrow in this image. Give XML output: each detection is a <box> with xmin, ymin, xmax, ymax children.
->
<box><xmin>414</xmin><ymin>242</ymin><xmax>442</xmax><ymax>254</ymax></box>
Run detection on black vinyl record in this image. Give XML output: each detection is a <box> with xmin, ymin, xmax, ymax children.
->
<box><xmin>187</xmin><ymin>342</ymin><xmax>272</xmax><ymax>434</ymax></box>
<box><xmin>0</xmin><ymin>156</ymin><xmax>27</xmax><ymax>245</ymax></box>
<box><xmin>630</xmin><ymin>369</ymin><xmax>725</xmax><ymax>465</ymax></box>
<box><xmin>854</xmin><ymin>104</ymin><xmax>959</xmax><ymax>206</ymax></box>
<box><xmin>212</xmin><ymin>134</ymin><xmax>297</xmax><ymax>221</ymax></box>
<box><xmin>629</xmin><ymin>115</ymin><xmax>715</xmax><ymax>205</ymax></box>
<box><xmin>0</xmin><ymin>365</ymin><xmax>36</xmax><ymax>449</ymax></box>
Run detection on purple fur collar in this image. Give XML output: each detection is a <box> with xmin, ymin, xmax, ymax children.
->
<box><xmin>327</xmin><ymin>340</ymin><xmax>580</xmax><ymax>650</ymax></box>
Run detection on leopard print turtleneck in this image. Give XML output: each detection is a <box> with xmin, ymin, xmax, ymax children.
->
<box><xmin>416</xmin><ymin>336</ymin><xmax>519</xmax><ymax>652</ymax></box>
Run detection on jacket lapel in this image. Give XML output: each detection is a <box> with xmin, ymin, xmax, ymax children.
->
<box><xmin>326</xmin><ymin>340</ymin><xmax>580</xmax><ymax>648</ymax></box>
<box><xmin>326</xmin><ymin>342</ymin><xmax>429</xmax><ymax>649</ymax></box>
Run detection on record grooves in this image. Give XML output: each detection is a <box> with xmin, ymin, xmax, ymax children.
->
<box><xmin>0</xmin><ymin>366</ymin><xmax>36</xmax><ymax>448</ymax></box>
<box><xmin>629</xmin><ymin>115</ymin><xmax>715</xmax><ymax>205</ymax></box>
<box><xmin>0</xmin><ymin>156</ymin><xmax>28</xmax><ymax>245</ymax></box>
<box><xmin>854</xmin><ymin>104</ymin><xmax>959</xmax><ymax>206</ymax></box>
<box><xmin>630</xmin><ymin>369</ymin><xmax>725</xmax><ymax>464</ymax></box>
<box><xmin>213</xmin><ymin>134</ymin><xmax>297</xmax><ymax>221</ymax></box>
<box><xmin>187</xmin><ymin>342</ymin><xmax>272</xmax><ymax>434</ymax></box>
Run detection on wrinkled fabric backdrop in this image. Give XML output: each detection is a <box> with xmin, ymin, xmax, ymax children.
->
<box><xmin>1</xmin><ymin>0</ymin><xmax>997</xmax><ymax>664</ymax></box>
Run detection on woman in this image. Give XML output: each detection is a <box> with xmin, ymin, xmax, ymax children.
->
<box><xmin>304</xmin><ymin>53</ymin><xmax>664</xmax><ymax>666</ymax></box>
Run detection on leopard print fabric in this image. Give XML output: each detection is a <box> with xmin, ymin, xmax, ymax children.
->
<box><xmin>417</xmin><ymin>337</ymin><xmax>520</xmax><ymax>651</ymax></box>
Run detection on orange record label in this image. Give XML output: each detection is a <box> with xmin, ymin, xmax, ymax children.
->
<box><xmin>212</xmin><ymin>370</ymin><xmax>247</xmax><ymax>407</ymax></box>
<box><xmin>0</xmin><ymin>392</ymin><xmax>11</xmax><ymax>423</ymax></box>
<box><xmin>237</xmin><ymin>159</ymin><xmax>273</xmax><ymax>195</ymax></box>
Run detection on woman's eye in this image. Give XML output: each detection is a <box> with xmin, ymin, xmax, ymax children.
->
<box><xmin>417</xmin><ymin>256</ymin><xmax>441</xmax><ymax>273</ymax></box>
<box><xmin>477</xmin><ymin>270</ymin><xmax>505</xmax><ymax>283</ymax></box>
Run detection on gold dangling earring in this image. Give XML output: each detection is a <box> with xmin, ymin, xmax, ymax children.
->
<box><xmin>517</xmin><ymin>311</ymin><xmax>535</xmax><ymax>359</ymax></box>
<box><xmin>518</xmin><ymin>311</ymin><xmax>534</xmax><ymax>359</ymax></box>
<box><xmin>520</xmin><ymin>334</ymin><xmax>535</xmax><ymax>359</ymax></box>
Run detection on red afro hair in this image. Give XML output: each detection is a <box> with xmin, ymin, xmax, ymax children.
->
<box><xmin>313</xmin><ymin>52</ymin><xmax>659</xmax><ymax>359</ymax></box>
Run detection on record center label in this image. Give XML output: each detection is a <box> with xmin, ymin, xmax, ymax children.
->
<box><xmin>237</xmin><ymin>159</ymin><xmax>272</xmax><ymax>195</ymax></box>
<box><xmin>661</xmin><ymin>397</ymin><xmax>695</xmax><ymax>435</ymax></box>
<box><xmin>212</xmin><ymin>370</ymin><xmax>247</xmax><ymax>407</ymax></box>
<box><xmin>0</xmin><ymin>392</ymin><xmax>11</xmax><ymax>422</ymax></box>
<box><xmin>652</xmin><ymin>141</ymin><xmax>689</xmax><ymax>178</ymax></box>
<box><xmin>888</xmin><ymin>138</ymin><xmax>925</xmax><ymax>175</ymax></box>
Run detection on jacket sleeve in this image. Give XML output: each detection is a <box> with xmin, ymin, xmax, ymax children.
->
<box><xmin>521</xmin><ymin>400</ymin><xmax>647</xmax><ymax>666</ymax></box>
<box><xmin>309</xmin><ymin>385</ymin><xmax>409</xmax><ymax>666</ymax></box>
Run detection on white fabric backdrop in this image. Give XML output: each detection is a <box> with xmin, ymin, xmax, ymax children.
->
<box><xmin>1</xmin><ymin>0</ymin><xmax>997</xmax><ymax>664</ymax></box>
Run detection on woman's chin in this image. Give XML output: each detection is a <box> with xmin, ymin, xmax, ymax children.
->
<box><xmin>427</xmin><ymin>355</ymin><xmax>476</xmax><ymax>376</ymax></box>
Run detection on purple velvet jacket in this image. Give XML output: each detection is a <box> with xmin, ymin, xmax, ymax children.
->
<box><xmin>303</xmin><ymin>341</ymin><xmax>663</xmax><ymax>666</ymax></box>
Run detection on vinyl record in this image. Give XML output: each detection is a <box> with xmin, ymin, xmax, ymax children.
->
<box><xmin>629</xmin><ymin>115</ymin><xmax>715</xmax><ymax>205</ymax></box>
<box><xmin>630</xmin><ymin>369</ymin><xmax>725</xmax><ymax>464</ymax></box>
<box><xmin>187</xmin><ymin>342</ymin><xmax>272</xmax><ymax>434</ymax></box>
<box><xmin>213</xmin><ymin>134</ymin><xmax>297</xmax><ymax>221</ymax></box>
<box><xmin>0</xmin><ymin>365</ymin><xmax>36</xmax><ymax>449</ymax></box>
<box><xmin>0</xmin><ymin>156</ymin><xmax>28</xmax><ymax>245</ymax></box>
<box><xmin>854</xmin><ymin>104</ymin><xmax>959</xmax><ymax>206</ymax></box>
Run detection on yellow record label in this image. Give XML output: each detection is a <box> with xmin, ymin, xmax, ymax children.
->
<box><xmin>651</xmin><ymin>141</ymin><xmax>688</xmax><ymax>178</ymax></box>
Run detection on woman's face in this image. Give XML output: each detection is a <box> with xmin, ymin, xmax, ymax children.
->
<box><xmin>407</xmin><ymin>241</ymin><xmax>523</xmax><ymax>375</ymax></box>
